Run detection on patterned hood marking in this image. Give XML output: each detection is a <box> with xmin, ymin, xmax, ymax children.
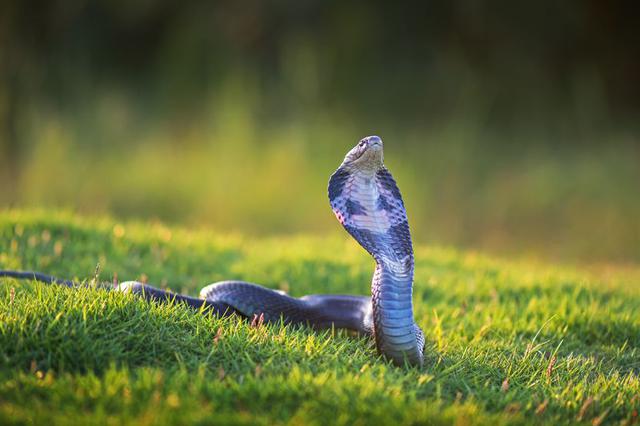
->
<box><xmin>329</xmin><ymin>166</ymin><xmax>412</xmax><ymax>262</ymax></box>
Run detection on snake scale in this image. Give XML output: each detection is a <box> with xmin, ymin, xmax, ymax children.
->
<box><xmin>0</xmin><ymin>136</ymin><xmax>425</xmax><ymax>366</ymax></box>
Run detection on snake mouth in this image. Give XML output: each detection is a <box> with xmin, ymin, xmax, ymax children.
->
<box><xmin>367</xmin><ymin>136</ymin><xmax>383</xmax><ymax>149</ymax></box>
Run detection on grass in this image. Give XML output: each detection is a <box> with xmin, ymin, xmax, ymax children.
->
<box><xmin>0</xmin><ymin>209</ymin><xmax>639</xmax><ymax>425</ymax></box>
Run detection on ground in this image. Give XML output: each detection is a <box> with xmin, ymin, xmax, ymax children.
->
<box><xmin>0</xmin><ymin>210</ymin><xmax>638</xmax><ymax>425</ymax></box>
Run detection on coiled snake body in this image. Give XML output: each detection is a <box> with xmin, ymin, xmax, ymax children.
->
<box><xmin>0</xmin><ymin>136</ymin><xmax>425</xmax><ymax>366</ymax></box>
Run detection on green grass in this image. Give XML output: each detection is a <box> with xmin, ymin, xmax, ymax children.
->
<box><xmin>1</xmin><ymin>209</ymin><xmax>639</xmax><ymax>425</ymax></box>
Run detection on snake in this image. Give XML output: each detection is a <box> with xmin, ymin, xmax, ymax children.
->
<box><xmin>0</xmin><ymin>136</ymin><xmax>425</xmax><ymax>367</ymax></box>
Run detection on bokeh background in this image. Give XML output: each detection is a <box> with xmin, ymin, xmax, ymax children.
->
<box><xmin>1</xmin><ymin>1</ymin><xmax>639</xmax><ymax>263</ymax></box>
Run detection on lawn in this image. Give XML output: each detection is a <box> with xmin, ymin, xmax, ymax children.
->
<box><xmin>1</xmin><ymin>210</ymin><xmax>638</xmax><ymax>425</ymax></box>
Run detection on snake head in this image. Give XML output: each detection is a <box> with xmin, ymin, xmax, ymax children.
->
<box><xmin>342</xmin><ymin>135</ymin><xmax>384</xmax><ymax>173</ymax></box>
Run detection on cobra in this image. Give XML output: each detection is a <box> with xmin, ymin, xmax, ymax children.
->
<box><xmin>0</xmin><ymin>136</ymin><xmax>425</xmax><ymax>367</ymax></box>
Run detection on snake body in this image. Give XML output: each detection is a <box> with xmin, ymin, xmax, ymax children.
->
<box><xmin>328</xmin><ymin>136</ymin><xmax>424</xmax><ymax>365</ymax></box>
<box><xmin>0</xmin><ymin>136</ymin><xmax>424</xmax><ymax>366</ymax></box>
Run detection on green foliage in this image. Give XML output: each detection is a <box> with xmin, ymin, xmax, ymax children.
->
<box><xmin>1</xmin><ymin>210</ymin><xmax>639</xmax><ymax>425</ymax></box>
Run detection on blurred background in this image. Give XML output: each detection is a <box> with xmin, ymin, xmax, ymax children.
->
<box><xmin>1</xmin><ymin>0</ymin><xmax>639</xmax><ymax>263</ymax></box>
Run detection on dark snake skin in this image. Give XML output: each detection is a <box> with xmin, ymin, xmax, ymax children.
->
<box><xmin>0</xmin><ymin>136</ymin><xmax>425</xmax><ymax>367</ymax></box>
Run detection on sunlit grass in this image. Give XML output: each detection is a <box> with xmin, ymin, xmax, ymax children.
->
<box><xmin>1</xmin><ymin>210</ymin><xmax>639</xmax><ymax>425</ymax></box>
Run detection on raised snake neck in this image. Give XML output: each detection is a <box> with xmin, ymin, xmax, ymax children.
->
<box><xmin>328</xmin><ymin>136</ymin><xmax>424</xmax><ymax>366</ymax></box>
<box><xmin>0</xmin><ymin>136</ymin><xmax>425</xmax><ymax>367</ymax></box>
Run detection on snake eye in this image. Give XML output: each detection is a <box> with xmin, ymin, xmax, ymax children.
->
<box><xmin>358</xmin><ymin>140</ymin><xmax>366</xmax><ymax>147</ymax></box>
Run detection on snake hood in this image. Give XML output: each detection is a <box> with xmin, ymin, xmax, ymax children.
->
<box><xmin>329</xmin><ymin>136</ymin><xmax>425</xmax><ymax>366</ymax></box>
